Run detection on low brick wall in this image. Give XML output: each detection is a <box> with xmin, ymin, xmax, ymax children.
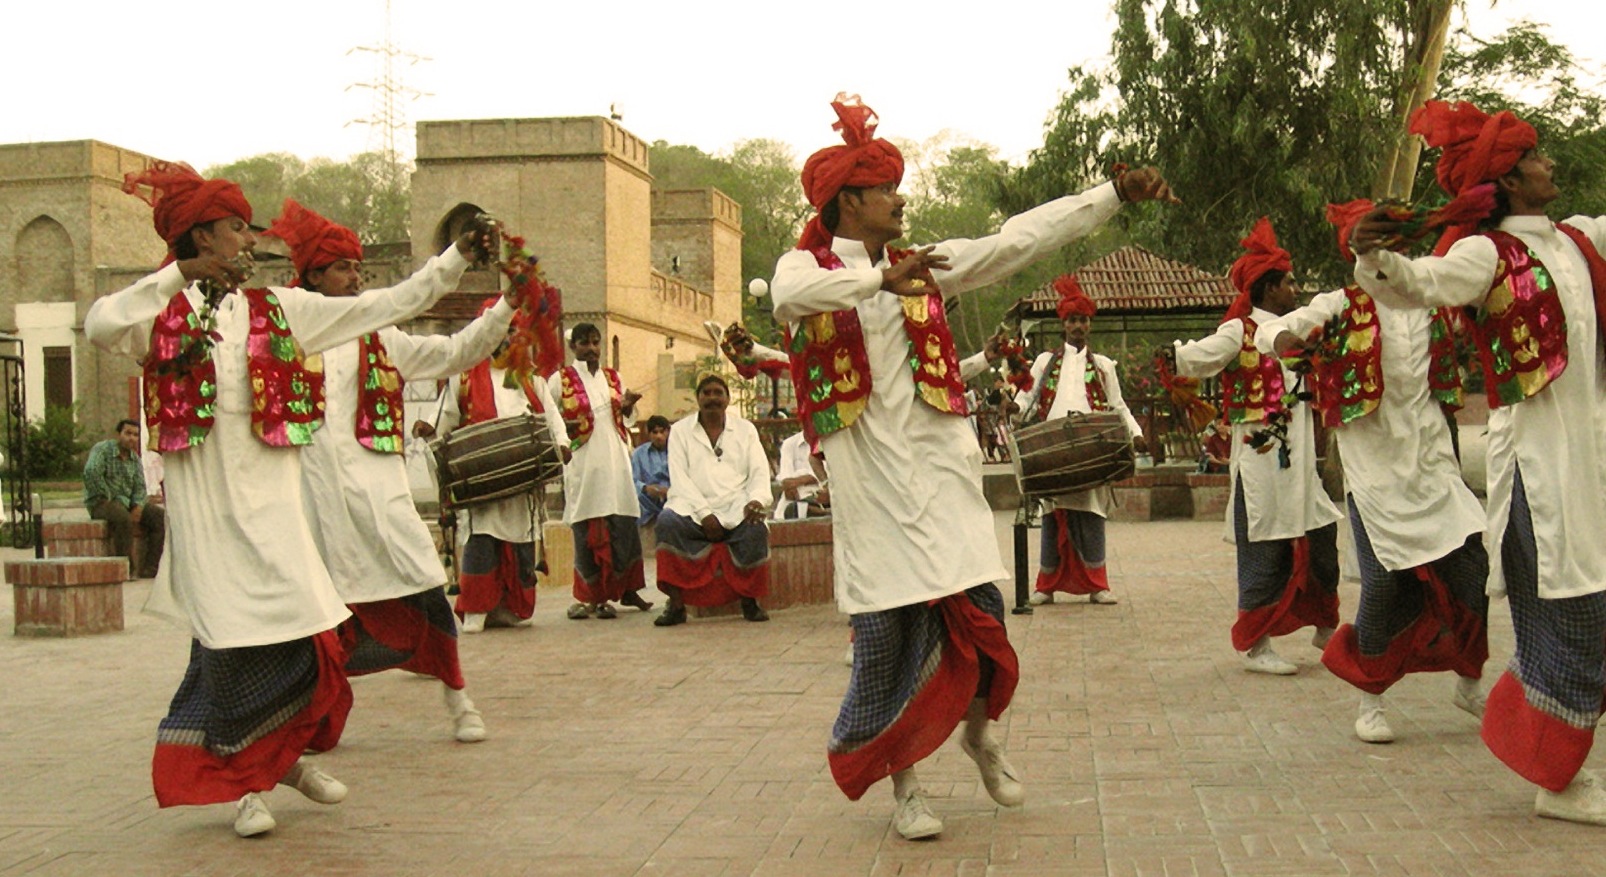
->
<box><xmin>691</xmin><ymin>518</ymin><xmax>835</xmax><ymax>618</ymax></box>
<box><xmin>42</xmin><ymin>521</ymin><xmax>115</xmax><ymax>559</ymax></box>
<box><xmin>1188</xmin><ymin>473</ymin><xmax>1232</xmax><ymax>521</ymax></box>
<box><xmin>6</xmin><ymin>557</ymin><xmax>128</xmax><ymax>636</ymax></box>
<box><xmin>1108</xmin><ymin>466</ymin><xmax>1194</xmax><ymax>522</ymax></box>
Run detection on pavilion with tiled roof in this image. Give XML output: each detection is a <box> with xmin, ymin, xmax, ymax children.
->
<box><xmin>1011</xmin><ymin>245</ymin><xmax>1235</xmax><ymax>338</ymax></box>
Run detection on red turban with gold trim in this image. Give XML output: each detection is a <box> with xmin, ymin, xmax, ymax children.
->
<box><xmin>797</xmin><ymin>94</ymin><xmax>904</xmax><ymax>251</ymax></box>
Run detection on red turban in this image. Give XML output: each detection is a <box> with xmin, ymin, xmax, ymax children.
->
<box><xmin>796</xmin><ymin>93</ymin><xmax>905</xmax><ymax>251</ymax></box>
<box><xmin>122</xmin><ymin>161</ymin><xmax>252</xmax><ymax>265</ymax></box>
<box><xmin>1411</xmin><ymin>100</ymin><xmax>1536</xmax><ymax>198</ymax></box>
<box><xmin>1410</xmin><ymin>100</ymin><xmax>1536</xmax><ymax>254</ymax></box>
<box><xmin>1053</xmin><ymin>273</ymin><xmax>1096</xmax><ymax>319</ymax></box>
<box><xmin>261</xmin><ymin>199</ymin><xmax>363</xmax><ymax>284</ymax></box>
<box><xmin>1223</xmin><ymin>217</ymin><xmax>1292</xmax><ymax>323</ymax></box>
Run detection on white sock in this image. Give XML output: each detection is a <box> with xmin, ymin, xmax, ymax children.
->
<box><xmin>443</xmin><ymin>685</ymin><xmax>474</xmax><ymax>717</ymax></box>
<box><xmin>962</xmin><ymin>697</ymin><xmax>990</xmax><ymax>747</ymax></box>
<box><xmin>1455</xmin><ymin>676</ymin><xmax>1480</xmax><ymax>697</ymax></box>
<box><xmin>1360</xmin><ymin>692</ymin><xmax>1385</xmax><ymax>712</ymax></box>
<box><xmin>892</xmin><ymin>767</ymin><xmax>920</xmax><ymax>801</ymax></box>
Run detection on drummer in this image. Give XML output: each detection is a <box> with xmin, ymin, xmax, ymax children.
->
<box><xmin>438</xmin><ymin>298</ymin><xmax>571</xmax><ymax>633</ymax></box>
<box><xmin>1166</xmin><ymin>217</ymin><xmax>1342</xmax><ymax>676</ymax></box>
<box><xmin>267</xmin><ymin>200</ymin><xmax>515</xmax><ymax>743</ymax></box>
<box><xmin>1011</xmin><ymin>274</ymin><xmax>1144</xmax><ymax>606</ymax></box>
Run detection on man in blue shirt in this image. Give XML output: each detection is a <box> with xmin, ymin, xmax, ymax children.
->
<box><xmin>83</xmin><ymin>419</ymin><xmax>165</xmax><ymax>578</ymax></box>
<box><xmin>631</xmin><ymin>415</ymin><xmax>671</xmax><ymax>526</ymax></box>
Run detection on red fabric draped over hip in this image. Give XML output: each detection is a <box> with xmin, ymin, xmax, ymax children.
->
<box><xmin>1035</xmin><ymin>510</ymin><xmax>1108</xmax><ymax>596</ymax></box>
<box><xmin>455</xmin><ymin>542</ymin><xmax>536</xmax><ymax>619</ymax></box>
<box><xmin>656</xmin><ymin>542</ymin><xmax>769</xmax><ymax>606</ymax></box>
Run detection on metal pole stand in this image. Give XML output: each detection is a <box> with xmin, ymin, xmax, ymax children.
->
<box><xmin>1011</xmin><ymin>502</ymin><xmax>1037</xmax><ymax>615</ymax></box>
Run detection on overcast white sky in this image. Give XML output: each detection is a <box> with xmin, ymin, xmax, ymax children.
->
<box><xmin>3</xmin><ymin>0</ymin><xmax>1601</xmax><ymax>171</ymax></box>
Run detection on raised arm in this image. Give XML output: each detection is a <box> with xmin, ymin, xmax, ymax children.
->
<box><xmin>1172</xmin><ymin>321</ymin><xmax>1246</xmax><ymax>380</ymax></box>
<box><xmin>381</xmin><ymin>298</ymin><xmax>514</xmax><ymax>382</ymax></box>
<box><xmin>932</xmin><ymin>183</ymin><xmax>1122</xmax><ymax>296</ymax></box>
<box><xmin>1011</xmin><ymin>352</ymin><xmax>1055</xmax><ymax>424</ymax></box>
<box><xmin>1252</xmin><ymin>290</ymin><xmax>1347</xmax><ymax>355</ymax></box>
<box><xmin>1353</xmin><ymin>236</ymin><xmax>1498</xmax><ymax>312</ymax></box>
<box><xmin>84</xmin><ymin>263</ymin><xmax>190</xmax><ymax>359</ymax></box>
<box><xmin>279</xmin><ymin>245</ymin><xmax>470</xmax><ymax>354</ymax></box>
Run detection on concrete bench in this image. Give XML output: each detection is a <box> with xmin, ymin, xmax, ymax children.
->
<box><xmin>6</xmin><ymin>557</ymin><xmax>127</xmax><ymax>636</ymax></box>
<box><xmin>692</xmin><ymin>517</ymin><xmax>835</xmax><ymax>618</ymax></box>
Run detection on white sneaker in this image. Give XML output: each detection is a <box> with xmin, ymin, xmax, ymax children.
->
<box><xmin>1243</xmin><ymin>644</ymin><xmax>1298</xmax><ymax>676</ymax></box>
<box><xmin>283</xmin><ymin>760</ymin><xmax>346</xmax><ymax>805</ymax></box>
<box><xmin>893</xmin><ymin>789</ymin><xmax>943</xmax><ymax>840</ymax></box>
<box><xmin>1028</xmin><ymin>591</ymin><xmax>1052</xmax><ymax>606</ymax></box>
<box><xmin>1089</xmin><ymin>590</ymin><xmax>1119</xmax><ymax>605</ymax></box>
<box><xmin>1311</xmin><ymin>626</ymin><xmax>1336</xmax><ymax>649</ymax></box>
<box><xmin>454</xmin><ymin>707</ymin><xmax>487</xmax><ymax>743</ymax></box>
<box><xmin>233</xmin><ymin>793</ymin><xmax>275</xmax><ymax>838</ymax></box>
<box><xmin>1452</xmin><ymin>679</ymin><xmax>1486</xmax><ymax>718</ymax></box>
<box><xmin>1355</xmin><ymin>704</ymin><xmax>1395</xmax><ymax>744</ymax></box>
<box><xmin>460</xmin><ymin>613</ymin><xmax>486</xmax><ymax>634</ymax></box>
<box><xmin>960</xmin><ymin>737</ymin><xmax>1025</xmax><ymax>807</ymax></box>
<box><xmin>1536</xmin><ymin>770</ymin><xmax>1606</xmax><ymax>825</ymax></box>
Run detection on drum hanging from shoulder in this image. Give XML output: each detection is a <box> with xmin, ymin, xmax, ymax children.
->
<box><xmin>431</xmin><ymin>413</ymin><xmax>563</xmax><ymax>507</ymax></box>
<box><xmin>1007</xmin><ymin>412</ymin><xmax>1135</xmax><ymax>497</ymax></box>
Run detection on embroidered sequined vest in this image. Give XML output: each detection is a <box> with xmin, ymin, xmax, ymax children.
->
<box><xmin>558</xmin><ymin>365</ymin><xmax>628</xmax><ymax>448</ymax></box>
<box><xmin>1306</xmin><ymin>288</ymin><xmax>1384</xmax><ymax>428</ymax></box>
<box><xmin>143</xmin><ymin>288</ymin><xmax>325</xmax><ymax>451</ymax></box>
<box><xmin>1471</xmin><ymin>231</ymin><xmax>1572</xmax><ymax>408</ymax></box>
<box><xmin>1219</xmin><ymin>317</ymin><xmax>1286</xmax><ymax>425</ymax></box>
<box><xmin>1033</xmin><ymin>349</ymin><xmax>1110</xmax><ymax>422</ymax></box>
<box><xmin>354</xmin><ymin>333</ymin><xmax>405</xmax><ymax>453</ymax></box>
<box><xmin>783</xmin><ymin>246</ymin><xmax>968</xmax><ymax>444</ymax></box>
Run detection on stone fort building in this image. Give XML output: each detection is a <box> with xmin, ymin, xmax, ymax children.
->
<box><xmin>0</xmin><ymin>115</ymin><xmax>743</xmax><ymax>434</ymax></box>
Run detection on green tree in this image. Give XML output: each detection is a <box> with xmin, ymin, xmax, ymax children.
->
<box><xmin>204</xmin><ymin>152</ymin><xmax>411</xmax><ymax>243</ymax></box>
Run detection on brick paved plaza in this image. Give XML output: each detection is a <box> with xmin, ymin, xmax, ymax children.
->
<box><xmin>3</xmin><ymin>515</ymin><xmax>1603</xmax><ymax>877</ymax></box>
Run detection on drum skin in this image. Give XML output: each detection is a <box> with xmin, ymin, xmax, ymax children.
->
<box><xmin>432</xmin><ymin>413</ymin><xmax>563</xmax><ymax>507</ymax></box>
<box><xmin>1007</xmin><ymin>412</ymin><xmax>1135</xmax><ymax>497</ymax></box>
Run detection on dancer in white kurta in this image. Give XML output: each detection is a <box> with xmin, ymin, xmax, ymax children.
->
<box><xmin>549</xmin><ymin>323</ymin><xmax>650</xmax><ymax>619</ymax></box>
<box><xmin>1348</xmin><ymin>99</ymin><xmax>1606</xmax><ymax>824</ymax></box>
<box><xmin>1171</xmin><ymin>218</ymin><xmax>1342</xmax><ymax>677</ymax></box>
<box><xmin>87</xmin><ymin>162</ymin><xmax>480</xmax><ymax>838</ymax></box>
<box><xmin>440</xmin><ymin>321</ymin><xmax>570</xmax><ymax>633</ymax></box>
<box><xmin>264</xmin><ymin>199</ymin><xmax>511</xmax><ymax>745</ymax></box>
<box><xmin>1254</xmin><ymin>199</ymin><xmax>1488</xmax><ymax>744</ymax></box>
<box><xmin>1012</xmin><ymin>276</ymin><xmax>1142</xmax><ymax>605</ymax></box>
<box><xmin>772</xmin><ymin>93</ymin><xmax>1176</xmax><ymax>840</ymax></box>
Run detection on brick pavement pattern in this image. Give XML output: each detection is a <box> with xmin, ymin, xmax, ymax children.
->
<box><xmin>2</xmin><ymin>517</ymin><xmax>1603</xmax><ymax>877</ymax></box>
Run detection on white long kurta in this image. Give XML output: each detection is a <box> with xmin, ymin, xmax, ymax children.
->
<box><xmin>664</xmin><ymin>413</ymin><xmax>772</xmax><ymax>529</ymax></box>
<box><xmin>547</xmin><ymin>365</ymin><xmax>638</xmax><ymax>526</ymax></box>
<box><xmin>1354</xmin><ymin>214</ymin><xmax>1606</xmax><ymax>599</ymax></box>
<box><xmin>85</xmin><ymin>246</ymin><xmax>469</xmax><ymax>649</ymax></box>
<box><xmin>439</xmin><ymin>369</ymin><xmax>569</xmax><ymax>544</ymax></box>
<box><xmin>300</xmin><ymin>299</ymin><xmax>514</xmax><ymax>605</ymax></box>
<box><xmin>1253</xmin><ymin>291</ymin><xmax>1484</xmax><ymax>570</ymax></box>
<box><xmin>772</xmin><ymin>182</ymin><xmax>1123</xmax><ymax>614</ymax></box>
<box><xmin>1173</xmin><ymin>309</ymin><xmax>1342</xmax><ymax>543</ymax></box>
<box><xmin>1011</xmin><ymin>345</ymin><xmax>1142</xmax><ymax>518</ymax></box>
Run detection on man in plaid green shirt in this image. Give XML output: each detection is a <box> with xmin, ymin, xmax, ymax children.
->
<box><xmin>83</xmin><ymin>419</ymin><xmax>164</xmax><ymax>578</ymax></box>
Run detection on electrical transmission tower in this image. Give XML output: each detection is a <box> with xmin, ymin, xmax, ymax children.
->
<box><xmin>346</xmin><ymin>0</ymin><xmax>431</xmax><ymax>175</ymax></box>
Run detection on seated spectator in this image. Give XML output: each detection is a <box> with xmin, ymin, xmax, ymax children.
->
<box><xmin>1199</xmin><ymin>419</ymin><xmax>1232</xmax><ymax>473</ymax></box>
<box><xmin>632</xmin><ymin>415</ymin><xmax>672</xmax><ymax>526</ymax></box>
<box><xmin>773</xmin><ymin>431</ymin><xmax>830</xmax><ymax>520</ymax></box>
<box><xmin>653</xmin><ymin>375</ymin><xmax>772</xmax><ymax>626</ymax></box>
<box><xmin>84</xmin><ymin>418</ymin><xmax>165</xmax><ymax>579</ymax></box>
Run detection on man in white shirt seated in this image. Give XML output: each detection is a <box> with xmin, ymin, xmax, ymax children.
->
<box><xmin>773</xmin><ymin>431</ymin><xmax>830</xmax><ymax>520</ymax></box>
<box><xmin>653</xmin><ymin>374</ymin><xmax>773</xmax><ymax>626</ymax></box>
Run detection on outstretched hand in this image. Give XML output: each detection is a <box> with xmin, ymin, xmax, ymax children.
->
<box><xmin>1119</xmin><ymin>167</ymin><xmax>1181</xmax><ymax>205</ymax></box>
<box><xmin>882</xmin><ymin>246</ymin><xmax>950</xmax><ymax>297</ymax></box>
<box><xmin>455</xmin><ymin>213</ymin><xmax>498</xmax><ymax>265</ymax></box>
<box><xmin>177</xmin><ymin>254</ymin><xmax>250</xmax><ymax>288</ymax></box>
<box><xmin>1347</xmin><ymin>207</ymin><xmax>1404</xmax><ymax>256</ymax></box>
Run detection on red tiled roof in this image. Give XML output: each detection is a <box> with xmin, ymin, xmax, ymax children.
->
<box><xmin>1018</xmin><ymin>245</ymin><xmax>1236</xmax><ymax>316</ymax></box>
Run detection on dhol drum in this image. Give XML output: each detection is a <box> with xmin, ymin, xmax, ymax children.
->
<box><xmin>1008</xmin><ymin>412</ymin><xmax>1136</xmax><ymax>497</ymax></box>
<box><xmin>432</xmin><ymin>413</ymin><xmax>563</xmax><ymax>507</ymax></box>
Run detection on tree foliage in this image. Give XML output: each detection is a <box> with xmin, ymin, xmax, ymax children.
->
<box><xmin>204</xmin><ymin>152</ymin><xmax>410</xmax><ymax>243</ymax></box>
<box><xmin>1009</xmin><ymin>1</ymin><xmax>1606</xmax><ymax>289</ymax></box>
